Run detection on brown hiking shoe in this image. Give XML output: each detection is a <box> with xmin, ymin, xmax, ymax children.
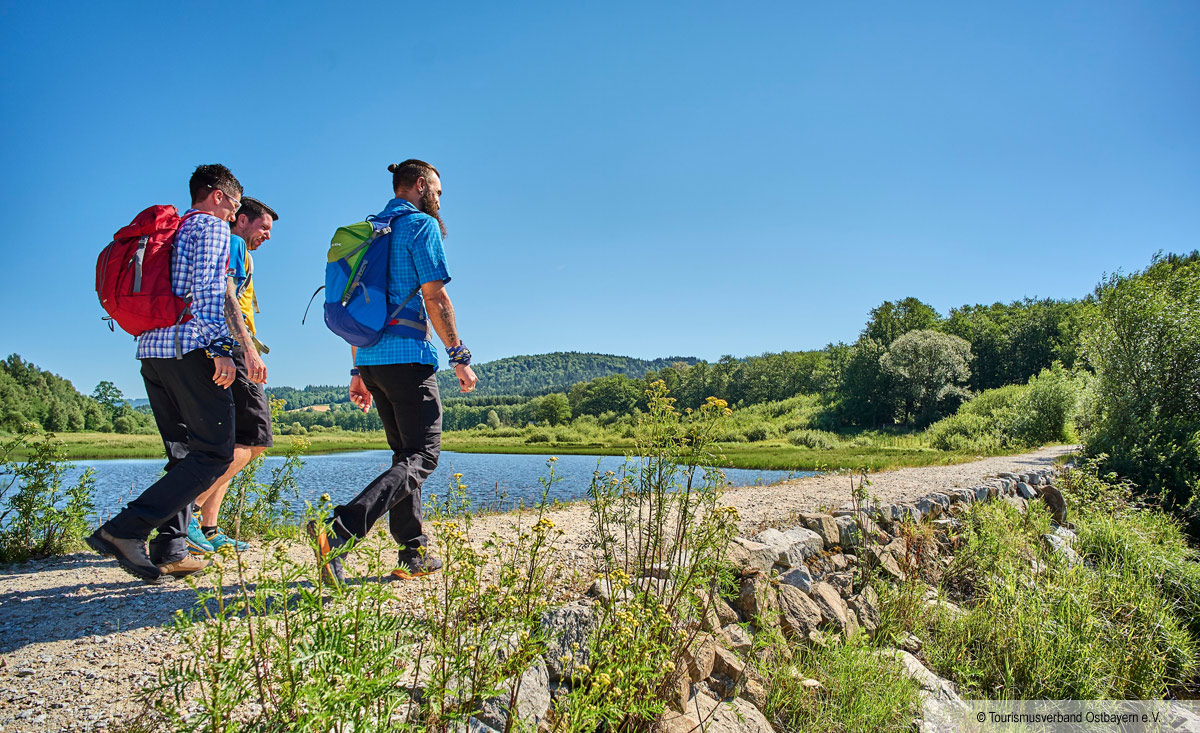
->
<box><xmin>307</xmin><ymin>520</ymin><xmax>348</xmax><ymax>587</ymax></box>
<box><xmin>157</xmin><ymin>555</ymin><xmax>210</xmax><ymax>579</ymax></box>
<box><xmin>86</xmin><ymin>528</ymin><xmax>162</xmax><ymax>584</ymax></box>
<box><xmin>387</xmin><ymin>549</ymin><xmax>442</xmax><ymax>581</ymax></box>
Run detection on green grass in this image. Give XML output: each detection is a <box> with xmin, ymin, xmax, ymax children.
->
<box><xmin>916</xmin><ymin>497</ymin><xmax>1198</xmax><ymax>699</ymax></box>
<box><xmin>19</xmin><ymin>429</ymin><xmax>1034</xmax><ymax>472</ymax></box>
<box><xmin>758</xmin><ymin>631</ymin><xmax>920</xmax><ymax>733</ymax></box>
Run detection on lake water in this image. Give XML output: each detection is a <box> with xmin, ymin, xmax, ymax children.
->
<box><xmin>66</xmin><ymin>451</ymin><xmax>813</xmax><ymax>523</ymax></box>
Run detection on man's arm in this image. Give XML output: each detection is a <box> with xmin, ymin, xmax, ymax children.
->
<box><xmin>421</xmin><ymin>280</ymin><xmax>477</xmax><ymax>393</ymax></box>
<box><xmin>349</xmin><ymin>345</ymin><xmax>373</xmax><ymax>412</ymax></box>
<box><xmin>223</xmin><ymin>278</ymin><xmax>267</xmax><ymax>383</ymax></box>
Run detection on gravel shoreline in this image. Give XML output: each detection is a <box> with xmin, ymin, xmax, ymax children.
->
<box><xmin>0</xmin><ymin>445</ymin><xmax>1075</xmax><ymax>732</ymax></box>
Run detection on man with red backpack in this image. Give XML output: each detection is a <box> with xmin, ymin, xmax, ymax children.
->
<box><xmin>87</xmin><ymin>164</ymin><xmax>243</xmax><ymax>584</ymax></box>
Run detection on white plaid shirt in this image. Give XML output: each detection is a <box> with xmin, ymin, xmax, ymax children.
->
<box><xmin>136</xmin><ymin>210</ymin><xmax>233</xmax><ymax>360</ymax></box>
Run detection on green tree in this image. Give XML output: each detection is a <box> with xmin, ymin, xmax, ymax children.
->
<box><xmin>863</xmin><ymin>297</ymin><xmax>941</xmax><ymax>346</ymax></box>
<box><xmin>90</xmin><ymin>381</ymin><xmax>125</xmax><ymax>417</ymax></box>
<box><xmin>1083</xmin><ymin>252</ymin><xmax>1200</xmax><ymax>534</ymax></box>
<box><xmin>535</xmin><ymin>393</ymin><xmax>572</xmax><ymax>426</ymax></box>
<box><xmin>881</xmin><ymin>329</ymin><xmax>973</xmax><ymax>426</ymax></box>
<box><xmin>486</xmin><ymin>409</ymin><xmax>501</xmax><ymax>429</ymax></box>
<box><xmin>832</xmin><ymin>338</ymin><xmax>898</xmax><ymax>427</ymax></box>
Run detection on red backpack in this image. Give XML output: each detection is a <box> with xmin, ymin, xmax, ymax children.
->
<box><xmin>95</xmin><ymin>205</ymin><xmax>202</xmax><ymax>337</ymax></box>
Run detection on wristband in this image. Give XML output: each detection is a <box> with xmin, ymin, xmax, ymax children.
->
<box><xmin>350</xmin><ymin>368</ymin><xmax>360</xmax><ymax>377</ymax></box>
<box><xmin>205</xmin><ymin>336</ymin><xmax>237</xmax><ymax>360</ymax></box>
<box><xmin>446</xmin><ymin>343</ymin><xmax>472</xmax><ymax>366</ymax></box>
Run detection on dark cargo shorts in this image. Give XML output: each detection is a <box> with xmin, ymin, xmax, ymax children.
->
<box><xmin>231</xmin><ymin>347</ymin><xmax>274</xmax><ymax>448</ymax></box>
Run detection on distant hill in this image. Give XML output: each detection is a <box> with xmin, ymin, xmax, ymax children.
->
<box><xmin>436</xmin><ymin>352</ymin><xmax>699</xmax><ymax>398</ymax></box>
<box><xmin>266</xmin><ymin>351</ymin><xmax>698</xmax><ymax>408</ymax></box>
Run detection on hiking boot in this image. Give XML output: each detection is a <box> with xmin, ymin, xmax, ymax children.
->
<box><xmin>205</xmin><ymin>528</ymin><xmax>249</xmax><ymax>553</ymax></box>
<box><xmin>85</xmin><ymin>528</ymin><xmax>162</xmax><ymax>584</ymax></box>
<box><xmin>186</xmin><ymin>515</ymin><xmax>215</xmax><ymax>556</ymax></box>
<box><xmin>157</xmin><ymin>555</ymin><xmax>210</xmax><ymax>579</ymax></box>
<box><xmin>388</xmin><ymin>549</ymin><xmax>442</xmax><ymax>581</ymax></box>
<box><xmin>306</xmin><ymin>520</ymin><xmax>348</xmax><ymax>587</ymax></box>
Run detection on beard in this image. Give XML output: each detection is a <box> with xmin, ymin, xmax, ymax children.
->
<box><xmin>420</xmin><ymin>189</ymin><xmax>447</xmax><ymax>237</ymax></box>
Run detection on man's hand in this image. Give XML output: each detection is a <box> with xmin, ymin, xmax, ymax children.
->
<box><xmin>244</xmin><ymin>347</ymin><xmax>268</xmax><ymax>384</ymax></box>
<box><xmin>212</xmin><ymin>357</ymin><xmax>236</xmax><ymax>388</ymax></box>
<box><xmin>455</xmin><ymin>363</ymin><xmax>477</xmax><ymax>393</ymax></box>
<box><xmin>350</xmin><ymin>375</ymin><xmax>373</xmax><ymax>412</ymax></box>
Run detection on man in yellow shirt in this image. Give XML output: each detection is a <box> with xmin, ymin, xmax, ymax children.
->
<box><xmin>187</xmin><ymin>197</ymin><xmax>278</xmax><ymax>554</ymax></box>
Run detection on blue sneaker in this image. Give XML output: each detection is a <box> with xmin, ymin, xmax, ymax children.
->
<box><xmin>206</xmin><ymin>528</ymin><xmax>249</xmax><ymax>552</ymax></box>
<box><xmin>186</xmin><ymin>515</ymin><xmax>215</xmax><ymax>556</ymax></box>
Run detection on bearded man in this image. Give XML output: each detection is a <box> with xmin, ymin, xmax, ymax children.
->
<box><xmin>309</xmin><ymin>159</ymin><xmax>478</xmax><ymax>584</ymax></box>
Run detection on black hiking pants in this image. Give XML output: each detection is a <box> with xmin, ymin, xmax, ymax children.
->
<box><xmin>332</xmin><ymin>363</ymin><xmax>440</xmax><ymax>551</ymax></box>
<box><xmin>103</xmin><ymin>349</ymin><xmax>235</xmax><ymax>564</ymax></box>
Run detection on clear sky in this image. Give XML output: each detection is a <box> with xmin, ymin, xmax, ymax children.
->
<box><xmin>1</xmin><ymin>1</ymin><xmax>1197</xmax><ymax>399</ymax></box>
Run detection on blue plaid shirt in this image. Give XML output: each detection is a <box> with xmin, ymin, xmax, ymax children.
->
<box><xmin>354</xmin><ymin>198</ymin><xmax>450</xmax><ymax>369</ymax></box>
<box><xmin>136</xmin><ymin>210</ymin><xmax>233</xmax><ymax>360</ymax></box>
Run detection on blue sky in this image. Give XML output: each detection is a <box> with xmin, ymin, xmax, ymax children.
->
<box><xmin>1</xmin><ymin>2</ymin><xmax>1197</xmax><ymax>399</ymax></box>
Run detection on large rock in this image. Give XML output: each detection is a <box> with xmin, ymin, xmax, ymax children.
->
<box><xmin>702</xmin><ymin>594</ymin><xmax>740</xmax><ymax>632</ymax></box>
<box><xmin>735</xmin><ymin>573</ymin><xmax>778</xmax><ymax>626</ymax></box>
<box><xmin>1016</xmin><ymin>482</ymin><xmax>1038</xmax><ymax>500</ymax></box>
<box><xmin>778</xmin><ymin>565</ymin><xmax>815</xmax><ymax>592</ymax></box>
<box><xmin>685</xmin><ymin>632</ymin><xmax>717</xmax><ymax>682</ymax></box>
<box><xmin>777</xmin><ymin>584</ymin><xmax>823</xmax><ymax>638</ymax></box>
<box><xmin>915</xmin><ymin>496</ymin><xmax>943</xmax><ymax>520</ymax></box>
<box><xmin>808</xmin><ymin>581</ymin><xmax>853</xmax><ymax>632</ymax></box>
<box><xmin>864</xmin><ymin>539</ymin><xmax>906</xmax><ymax>581</ymax></box>
<box><xmin>726</xmin><ymin>537</ymin><xmax>777</xmax><ymax>575</ymax></box>
<box><xmin>476</xmin><ymin>656</ymin><xmax>552</xmax><ymax>731</ymax></box>
<box><xmin>722</xmin><ymin>623</ymin><xmax>753</xmax><ymax>653</ymax></box>
<box><xmin>753</xmin><ymin>527</ymin><xmax>822</xmax><ymax>568</ymax></box>
<box><xmin>539</xmin><ymin>600</ymin><xmax>596</xmax><ymax>682</ymax></box>
<box><xmin>587</xmin><ymin>578</ymin><xmax>631</xmax><ymax>605</ymax></box>
<box><xmin>800</xmin><ymin>511</ymin><xmax>841</xmax><ymax>548</ymax></box>
<box><xmin>712</xmin><ymin>645</ymin><xmax>745</xmax><ymax>680</ymax></box>
<box><xmin>685</xmin><ymin>690</ymin><xmax>774</xmax><ymax>733</ymax></box>
<box><xmin>848</xmin><ymin>586</ymin><xmax>881</xmax><ymax>636</ymax></box>
<box><xmin>1042</xmin><ymin>528</ymin><xmax>1080</xmax><ymax>566</ymax></box>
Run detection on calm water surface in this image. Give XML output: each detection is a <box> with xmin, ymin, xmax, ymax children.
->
<box><xmin>67</xmin><ymin>451</ymin><xmax>812</xmax><ymax>522</ymax></box>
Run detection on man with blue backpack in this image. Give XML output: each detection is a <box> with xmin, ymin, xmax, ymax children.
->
<box><xmin>310</xmin><ymin>159</ymin><xmax>478</xmax><ymax>585</ymax></box>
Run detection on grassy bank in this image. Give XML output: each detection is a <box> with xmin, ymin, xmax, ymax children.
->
<box><xmin>24</xmin><ymin>430</ymin><xmax>1024</xmax><ymax>472</ymax></box>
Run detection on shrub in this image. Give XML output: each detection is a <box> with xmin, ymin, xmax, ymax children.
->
<box><xmin>1083</xmin><ymin>252</ymin><xmax>1200</xmax><ymax>534</ymax></box>
<box><xmin>524</xmin><ymin>432</ymin><xmax>551</xmax><ymax>444</ymax></box>
<box><xmin>744</xmin><ymin>424</ymin><xmax>771</xmax><ymax>442</ymax></box>
<box><xmin>788</xmin><ymin>429</ymin><xmax>841</xmax><ymax>450</ymax></box>
<box><xmin>0</xmin><ymin>430</ymin><xmax>95</xmax><ymax>563</ymax></box>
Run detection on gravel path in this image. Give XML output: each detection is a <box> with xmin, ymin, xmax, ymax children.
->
<box><xmin>0</xmin><ymin>445</ymin><xmax>1075</xmax><ymax>731</ymax></box>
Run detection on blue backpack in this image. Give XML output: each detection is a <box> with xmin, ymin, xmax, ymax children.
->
<box><xmin>303</xmin><ymin>211</ymin><xmax>432</xmax><ymax>347</ymax></box>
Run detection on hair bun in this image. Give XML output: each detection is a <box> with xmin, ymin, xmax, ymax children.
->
<box><xmin>387</xmin><ymin>163</ymin><xmax>400</xmax><ymax>173</ymax></box>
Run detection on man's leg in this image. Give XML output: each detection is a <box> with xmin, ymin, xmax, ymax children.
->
<box><xmin>194</xmin><ymin>347</ymin><xmax>275</xmax><ymax>536</ymax></box>
<box><xmin>331</xmin><ymin>364</ymin><xmax>440</xmax><ymax>544</ymax></box>
<box><xmin>102</xmin><ymin>351</ymin><xmax>235</xmax><ymax>568</ymax></box>
<box><xmin>195</xmin><ymin>445</ymin><xmax>266</xmax><ymax>526</ymax></box>
<box><xmin>384</xmin><ymin>367</ymin><xmax>440</xmax><ymax>551</ymax></box>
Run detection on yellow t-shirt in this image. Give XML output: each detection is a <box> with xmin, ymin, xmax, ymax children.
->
<box><xmin>236</xmin><ymin>252</ymin><xmax>258</xmax><ymax>337</ymax></box>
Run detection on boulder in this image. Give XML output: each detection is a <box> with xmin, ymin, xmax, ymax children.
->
<box><xmin>778</xmin><ymin>565</ymin><xmax>814</xmax><ymax>592</ymax></box>
<box><xmin>712</xmin><ymin>645</ymin><xmax>745</xmax><ymax>680</ymax></box>
<box><xmin>587</xmin><ymin>578</ymin><xmax>631</xmax><ymax>605</ymax></box>
<box><xmin>1035</xmin><ymin>484</ymin><xmax>1069</xmax><ymax>526</ymax></box>
<box><xmin>702</xmin><ymin>594</ymin><xmax>740</xmax><ymax>632</ymax></box>
<box><xmin>777</xmin><ymin>584</ymin><xmax>823</xmax><ymax>639</ymax></box>
<box><xmin>864</xmin><ymin>540</ymin><xmax>906</xmax><ymax>581</ymax></box>
<box><xmin>739</xmin><ymin>674</ymin><xmax>769</xmax><ymax>711</ymax></box>
<box><xmin>808</xmin><ymin>581</ymin><xmax>853</xmax><ymax>632</ymax></box>
<box><xmin>800</xmin><ymin>512</ymin><xmax>841</xmax><ymax>549</ymax></box>
<box><xmin>735</xmin><ymin>573</ymin><xmax>778</xmax><ymax>626</ymax></box>
<box><xmin>825</xmin><ymin>571</ymin><xmax>854</xmax><ymax>597</ymax></box>
<box><xmin>684</xmin><ymin>632</ymin><xmax>717</xmax><ymax>682</ymax></box>
<box><xmin>539</xmin><ymin>600</ymin><xmax>596</xmax><ymax>682</ymax></box>
<box><xmin>726</xmin><ymin>537</ymin><xmax>777</xmax><ymax>575</ymax></box>
<box><xmin>722</xmin><ymin>623</ymin><xmax>753</xmax><ymax>653</ymax></box>
<box><xmin>1042</xmin><ymin>529</ymin><xmax>1081</xmax><ymax>566</ymax></box>
<box><xmin>847</xmin><ymin>586</ymin><xmax>881</xmax><ymax>636</ymax></box>
<box><xmin>1016</xmin><ymin>482</ymin><xmax>1038</xmax><ymax>500</ymax></box>
<box><xmin>686</xmin><ymin>689</ymin><xmax>774</xmax><ymax>733</ymax></box>
<box><xmin>753</xmin><ymin>527</ymin><xmax>822</xmax><ymax>568</ymax></box>
<box><xmin>476</xmin><ymin>656</ymin><xmax>552</xmax><ymax>731</ymax></box>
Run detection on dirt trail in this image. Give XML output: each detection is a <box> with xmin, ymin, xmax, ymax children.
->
<box><xmin>0</xmin><ymin>445</ymin><xmax>1075</xmax><ymax>731</ymax></box>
